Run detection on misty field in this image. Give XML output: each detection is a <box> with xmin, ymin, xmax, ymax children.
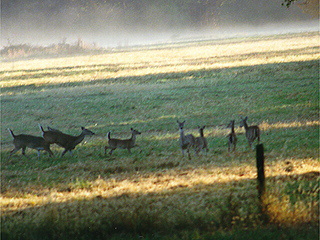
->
<box><xmin>1</xmin><ymin>32</ymin><xmax>319</xmax><ymax>239</ymax></box>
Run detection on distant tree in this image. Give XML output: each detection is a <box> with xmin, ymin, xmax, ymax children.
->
<box><xmin>282</xmin><ymin>0</ymin><xmax>296</xmax><ymax>7</ymax></box>
<box><xmin>282</xmin><ymin>0</ymin><xmax>319</xmax><ymax>18</ymax></box>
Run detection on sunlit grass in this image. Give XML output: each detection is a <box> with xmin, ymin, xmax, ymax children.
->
<box><xmin>1</xmin><ymin>32</ymin><xmax>319</xmax><ymax>239</ymax></box>
<box><xmin>2</xmin><ymin>157</ymin><xmax>318</xmax><ymax>209</ymax></box>
<box><xmin>1</xmin><ymin>32</ymin><xmax>319</xmax><ymax>89</ymax></box>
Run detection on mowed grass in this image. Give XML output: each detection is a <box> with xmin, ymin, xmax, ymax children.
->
<box><xmin>1</xmin><ymin>32</ymin><xmax>319</xmax><ymax>239</ymax></box>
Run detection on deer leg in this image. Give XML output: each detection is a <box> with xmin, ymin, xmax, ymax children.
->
<box><xmin>21</xmin><ymin>147</ymin><xmax>30</xmax><ymax>159</ymax></box>
<box><xmin>104</xmin><ymin>146</ymin><xmax>108</xmax><ymax>155</ymax></box>
<box><xmin>61</xmin><ymin>149</ymin><xmax>68</xmax><ymax>157</ymax></box>
<box><xmin>203</xmin><ymin>147</ymin><xmax>208</xmax><ymax>154</ymax></box>
<box><xmin>134</xmin><ymin>144</ymin><xmax>142</xmax><ymax>153</ymax></box>
<box><xmin>21</xmin><ymin>147</ymin><xmax>26</xmax><ymax>155</ymax></box>
<box><xmin>10</xmin><ymin>148</ymin><xmax>20</xmax><ymax>155</ymax></box>
<box><xmin>8</xmin><ymin>147</ymin><xmax>20</xmax><ymax>159</ymax></box>
<box><xmin>249</xmin><ymin>140</ymin><xmax>255</xmax><ymax>150</ymax></box>
<box><xmin>109</xmin><ymin>149</ymin><xmax>114</xmax><ymax>155</ymax></box>
<box><xmin>187</xmin><ymin>148</ymin><xmax>191</xmax><ymax>160</ymax></box>
<box><xmin>195</xmin><ymin>146</ymin><xmax>199</xmax><ymax>155</ymax></box>
<box><xmin>46</xmin><ymin>149</ymin><xmax>54</xmax><ymax>157</ymax></box>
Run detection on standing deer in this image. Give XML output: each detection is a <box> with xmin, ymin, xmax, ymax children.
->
<box><xmin>195</xmin><ymin>126</ymin><xmax>209</xmax><ymax>155</ymax></box>
<box><xmin>177</xmin><ymin>120</ymin><xmax>195</xmax><ymax>159</ymax></box>
<box><xmin>40</xmin><ymin>126</ymin><xmax>95</xmax><ymax>156</ymax></box>
<box><xmin>240</xmin><ymin>116</ymin><xmax>260</xmax><ymax>149</ymax></box>
<box><xmin>8</xmin><ymin>129</ymin><xmax>53</xmax><ymax>158</ymax></box>
<box><xmin>105</xmin><ymin>128</ymin><xmax>141</xmax><ymax>155</ymax></box>
<box><xmin>227</xmin><ymin>120</ymin><xmax>237</xmax><ymax>152</ymax></box>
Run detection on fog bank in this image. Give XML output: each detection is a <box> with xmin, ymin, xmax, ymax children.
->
<box><xmin>1</xmin><ymin>0</ymin><xmax>317</xmax><ymax>48</ymax></box>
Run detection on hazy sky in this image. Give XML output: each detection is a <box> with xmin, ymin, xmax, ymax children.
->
<box><xmin>1</xmin><ymin>0</ymin><xmax>316</xmax><ymax>48</ymax></box>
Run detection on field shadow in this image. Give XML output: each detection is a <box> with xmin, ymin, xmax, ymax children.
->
<box><xmin>1</xmin><ymin>58</ymin><xmax>318</xmax><ymax>94</ymax></box>
<box><xmin>1</xmin><ymin>169</ymin><xmax>318</xmax><ymax>238</ymax></box>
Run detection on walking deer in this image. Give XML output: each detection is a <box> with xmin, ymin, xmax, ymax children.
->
<box><xmin>177</xmin><ymin>120</ymin><xmax>195</xmax><ymax>159</ymax></box>
<box><xmin>47</xmin><ymin>126</ymin><xmax>62</xmax><ymax>133</ymax></box>
<box><xmin>195</xmin><ymin>126</ymin><xmax>209</xmax><ymax>155</ymax></box>
<box><xmin>240</xmin><ymin>116</ymin><xmax>260</xmax><ymax>149</ymax></box>
<box><xmin>104</xmin><ymin>128</ymin><xmax>141</xmax><ymax>155</ymax></box>
<box><xmin>8</xmin><ymin>129</ymin><xmax>53</xmax><ymax>158</ymax></box>
<box><xmin>40</xmin><ymin>126</ymin><xmax>95</xmax><ymax>156</ymax></box>
<box><xmin>227</xmin><ymin>120</ymin><xmax>237</xmax><ymax>152</ymax></box>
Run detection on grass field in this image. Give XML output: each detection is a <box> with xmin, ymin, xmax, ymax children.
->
<box><xmin>1</xmin><ymin>32</ymin><xmax>319</xmax><ymax>239</ymax></box>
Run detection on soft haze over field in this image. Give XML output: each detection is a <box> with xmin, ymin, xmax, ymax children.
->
<box><xmin>1</xmin><ymin>0</ymin><xmax>318</xmax><ymax>48</ymax></box>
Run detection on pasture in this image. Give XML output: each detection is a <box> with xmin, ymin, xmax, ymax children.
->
<box><xmin>1</xmin><ymin>32</ymin><xmax>319</xmax><ymax>239</ymax></box>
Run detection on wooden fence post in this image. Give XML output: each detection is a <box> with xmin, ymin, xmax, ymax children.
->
<box><xmin>256</xmin><ymin>143</ymin><xmax>269</xmax><ymax>222</ymax></box>
<box><xmin>256</xmin><ymin>143</ymin><xmax>265</xmax><ymax>201</ymax></box>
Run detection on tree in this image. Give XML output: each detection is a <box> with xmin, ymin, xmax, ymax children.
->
<box><xmin>282</xmin><ymin>0</ymin><xmax>319</xmax><ymax>18</ymax></box>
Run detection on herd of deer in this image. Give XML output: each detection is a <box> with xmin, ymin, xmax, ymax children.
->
<box><xmin>177</xmin><ymin>116</ymin><xmax>260</xmax><ymax>159</ymax></box>
<box><xmin>7</xmin><ymin>116</ymin><xmax>260</xmax><ymax>159</ymax></box>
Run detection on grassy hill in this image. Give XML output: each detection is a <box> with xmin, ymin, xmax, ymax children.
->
<box><xmin>1</xmin><ymin>32</ymin><xmax>319</xmax><ymax>239</ymax></box>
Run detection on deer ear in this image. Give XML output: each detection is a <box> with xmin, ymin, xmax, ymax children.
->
<box><xmin>202</xmin><ymin>126</ymin><xmax>206</xmax><ymax>129</ymax></box>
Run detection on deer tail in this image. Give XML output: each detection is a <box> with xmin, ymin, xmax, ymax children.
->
<box><xmin>39</xmin><ymin>124</ymin><xmax>45</xmax><ymax>133</ymax></box>
<box><xmin>8</xmin><ymin>128</ymin><xmax>15</xmax><ymax>138</ymax></box>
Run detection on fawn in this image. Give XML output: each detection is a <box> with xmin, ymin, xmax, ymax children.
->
<box><xmin>40</xmin><ymin>126</ymin><xmax>95</xmax><ymax>156</ymax></box>
<box><xmin>177</xmin><ymin>120</ymin><xmax>195</xmax><ymax>159</ymax></box>
<box><xmin>227</xmin><ymin>120</ymin><xmax>237</xmax><ymax>152</ymax></box>
<box><xmin>240</xmin><ymin>116</ymin><xmax>260</xmax><ymax>149</ymax></box>
<box><xmin>8</xmin><ymin>129</ymin><xmax>53</xmax><ymax>158</ymax></box>
<box><xmin>105</xmin><ymin>128</ymin><xmax>141</xmax><ymax>155</ymax></box>
<box><xmin>195</xmin><ymin>126</ymin><xmax>209</xmax><ymax>155</ymax></box>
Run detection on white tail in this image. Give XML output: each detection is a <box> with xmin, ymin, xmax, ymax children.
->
<box><xmin>194</xmin><ymin>126</ymin><xmax>209</xmax><ymax>155</ymax></box>
<box><xmin>240</xmin><ymin>116</ymin><xmax>260</xmax><ymax>149</ymax></box>
<box><xmin>227</xmin><ymin>120</ymin><xmax>237</xmax><ymax>152</ymax></box>
<box><xmin>8</xmin><ymin>128</ymin><xmax>53</xmax><ymax>158</ymax></box>
<box><xmin>40</xmin><ymin>126</ymin><xmax>95</xmax><ymax>156</ymax></box>
<box><xmin>105</xmin><ymin>128</ymin><xmax>141</xmax><ymax>155</ymax></box>
<box><xmin>177</xmin><ymin>120</ymin><xmax>195</xmax><ymax>159</ymax></box>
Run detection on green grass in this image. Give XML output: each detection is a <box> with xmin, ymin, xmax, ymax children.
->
<box><xmin>1</xmin><ymin>32</ymin><xmax>319</xmax><ymax>239</ymax></box>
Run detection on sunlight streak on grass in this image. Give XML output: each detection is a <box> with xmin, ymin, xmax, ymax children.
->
<box><xmin>1</xmin><ymin>33</ymin><xmax>319</xmax><ymax>90</ymax></box>
<box><xmin>1</xmin><ymin>158</ymin><xmax>318</xmax><ymax>214</ymax></box>
<box><xmin>260</xmin><ymin>120</ymin><xmax>320</xmax><ymax>130</ymax></box>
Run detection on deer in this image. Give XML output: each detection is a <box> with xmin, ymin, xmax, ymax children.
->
<box><xmin>240</xmin><ymin>116</ymin><xmax>260</xmax><ymax>149</ymax></box>
<box><xmin>104</xmin><ymin>128</ymin><xmax>141</xmax><ymax>155</ymax></box>
<box><xmin>177</xmin><ymin>120</ymin><xmax>195</xmax><ymax>159</ymax></box>
<box><xmin>46</xmin><ymin>126</ymin><xmax>62</xmax><ymax>133</ymax></box>
<box><xmin>8</xmin><ymin>129</ymin><xmax>53</xmax><ymax>159</ymax></box>
<box><xmin>194</xmin><ymin>126</ymin><xmax>209</xmax><ymax>155</ymax></box>
<box><xmin>227</xmin><ymin>120</ymin><xmax>237</xmax><ymax>152</ymax></box>
<box><xmin>40</xmin><ymin>126</ymin><xmax>95</xmax><ymax>156</ymax></box>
